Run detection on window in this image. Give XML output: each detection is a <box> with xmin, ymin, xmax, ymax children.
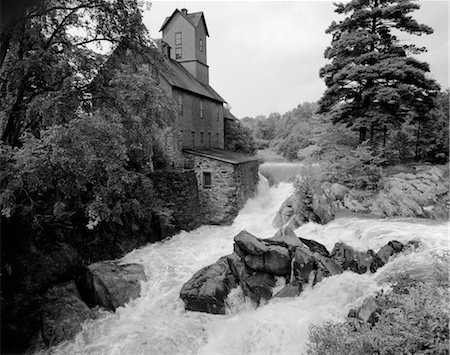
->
<box><xmin>203</xmin><ymin>172</ymin><xmax>212</xmax><ymax>188</ymax></box>
<box><xmin>178</xmin><ymin>94</ymin><xmax>183</xmax><ymax>115</ymax></box>
<box><xmin>216</xmin><ymin>104</ymin><xmax>220</xmax><ymax>121</ymax></box>
<box><xmin>200</xmin><ymin>132</ymin><xmax>204</xmax><ymax>144</ymax></box>
<box><xmin>175</xmin><ymin>32</ymin><xmax>182</xmax><ymax>45</ymax></box>
<box><xmin>200</xmin><ymin>100</ymin><xmax>204</xmax><ymax>119</ymax></box>
<box><xmin>216</xmin><ymin>132</ymin><xmax>220</xmax><ymax>143</ymax></box>
<box><xmin>191</xmin><ymin>131</ymin><xmax>195</xmax><ymax>147</ymax></box>
<box><xmin>199</xmin><ymin>38</ymin><xmax>203</xmax><ymax>52</ymax></box>
<box><xmin>208</xmin><ymin>132</ymin><xmax>211</xmax><ymax>147</ymax></box>
<box><xmin>175</xmin><ymin>47</ymin><xmax>182</xmax><ymax>59</ymax></box>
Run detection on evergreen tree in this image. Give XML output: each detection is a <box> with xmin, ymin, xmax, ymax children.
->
<box><xmin>318</xmin><ymin>0</ymin><xmax>440</xmax><ymax>144</ymax></box>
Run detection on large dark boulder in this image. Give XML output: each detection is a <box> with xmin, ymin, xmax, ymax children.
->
<box><xmin>244</xmin><ymin>272</ymin><xmax>276</xmax><ymax>303</ymax></box>
<box><xmin>40</xmin><ymin>281</ymin><xmax>94</xmax><ymax>347</ymax></box>
<box><xmin>377</xmin><ymin>240</ymin><xmax>404</xmax><ymax>263</ymax></box>
<box><xmin>79</xmin><ymin>260</ymin><xmax>147</xmax><ymax>311</ymax></box>
<box><xmin>244</xmin><ymin>245</ymin><xmax>291</xmax><ymax>276</ymax></box>
<box><xmin>234</xmin><ymin>230</ymin><xmax>268</xmax><ymax>255</ymax></box>
<box><xmin>331</xmin><ymin>243</ymin><xmax>385</xmax><ymax>274</ymax></box>
<box><xmin>180</xmin><ymin>256</ymin><xmax>237</xmax><ymax>314</ymax></box>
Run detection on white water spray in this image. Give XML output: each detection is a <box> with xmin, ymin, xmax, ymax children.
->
<box><xmin>46</xmin><ymin>174</ymin><xmax>448</xmax><ymax>355</ymax></box>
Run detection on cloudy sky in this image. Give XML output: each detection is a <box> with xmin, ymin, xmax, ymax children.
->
<box><xmin>143</xmin><ymin>1</ymin><xmax>449</xmax><ymax>118</ymax></box>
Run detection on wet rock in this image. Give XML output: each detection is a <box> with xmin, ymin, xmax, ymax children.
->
<box><xmin>330</xmin><ymin>243</ymin><xmax>355</xmax><ymax>270</ymax></box>
<box><xmin>244</xmin><ymin>245</ymin><xmax>291</xmax><ymax>275</ymax></box>
<box><xmin>180</xmin><ymin>256</ymin><xmax>237</xmax><ymax>314</ymax></box>
<box><xmin>234</xmin><ymin>230</ymin><xmax>268</xmax><ymax>255</ymax></box>
<box><xmin>331</xmin><ymin>243</ymin><xmax>384</xmax><ymax>274</ymax></box>
<box><xmin>244</xmin><ymin>272</ymin><xmax>276</xmax><ymax>303</ymax></box>
<box><xmin>41</xmin><ymin>281</ymin><xmax>94</xmax><ymax>347</ymax></box>
<box><xmin>267</xmin><ymin>227</ymin><xmax>305</xmax><ymax>248</ymax></box>
<box><xmin>314</xmin><ymin>253</ymin><xmax>342</xmax><ymax>276</ymax></box>
<box><xmin>299</xmin><ymin>237</ymin><xmax>330</xmax><ymax>257</ymax></box>
<box><xmin>274</xmin><ymin>283</ymin><xmax>301</xmax><ymax>298</ymax></box>
<box><xmin>293</xmin><ymin>247</ymin><xmax>317</xmax><ymax>283</ymax></box>
<box><xmin>377</xmin><ymin>240</ymin><xmax>404</xmax><ymax>263</ymax></box>
<box><xmin>348</xmin><ymin>296</ymin><xmax>380</xmax><ymax>325</ymax></box>
<box><xmin>79</xmin><ymin>260</ymin><xmax>147</xmax><ymax>311</ymax></box>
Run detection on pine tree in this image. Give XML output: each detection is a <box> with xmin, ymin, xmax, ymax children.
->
<box><xmin>318</xmin><ymin>0</ymin><xmax>440</xmax><ymax>144</ymax></box>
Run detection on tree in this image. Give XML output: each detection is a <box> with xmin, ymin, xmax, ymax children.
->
<box><xmin>224</xmin><ymin>119</ymin><xmax>257</xmax><ymax>155</ymax></box>
<box><xmin>318</xmin><ymin>0</ymin><xmax>440</xmax><ymax>145</ymax></box>
<box><xmin>0</xmin><ymin>0</ymin><xmax>149</xmax><ymax>146</ymax></box>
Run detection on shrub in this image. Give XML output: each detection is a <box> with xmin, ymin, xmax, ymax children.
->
<box><xmin>307</xmin><ymin>266</ymin><xmax>450</xmax><ymax>355</ymax></box>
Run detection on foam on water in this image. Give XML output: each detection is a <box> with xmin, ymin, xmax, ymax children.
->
<box><xmin>46</xmin><ymin>175</ymin><xmax>448</xmax><ymax>355</ymax></box>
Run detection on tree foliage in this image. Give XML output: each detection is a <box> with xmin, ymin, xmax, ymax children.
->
<box><xmin>224</xmin><ymin>119</ymin><xmax>257</xmax><ymax>155</ymax></box>
<box><xmin>0</xmin><ymin>0</ymin><xmax>149</xmax><ymax>146</ymax></box>
<box><xmin>318</xmin><ymin>0</ymin><xmax>440</xmax><ymax>143</ymax></box>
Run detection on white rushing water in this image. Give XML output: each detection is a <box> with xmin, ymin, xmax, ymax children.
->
<box><xmin>48</xmin><ymin>175</ymin><xmax>448</xmax><ymax>355</ymax></box>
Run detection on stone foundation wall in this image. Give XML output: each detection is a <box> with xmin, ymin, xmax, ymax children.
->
<box><xmin>151</xmin><ymin>170</ymin><xmax>203</xmax><ymax>234</ymax></box>
<box><xmin>184</xmin><ymin>153</ymin><xmax>260</xmax><ymax>224</ymax></box>
<box><xmin>234</xmin><ymin>160</ymin><xmax>260</xmax><ymax>208</ymax></box>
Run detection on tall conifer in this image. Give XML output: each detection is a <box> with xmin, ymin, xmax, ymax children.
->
<box><xmin>319</xmin><ymin>0</ymin><xmax>440</xmax><ymax>143</ymax></box>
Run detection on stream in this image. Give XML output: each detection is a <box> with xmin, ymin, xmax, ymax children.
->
<box><xmin>47</xmin><ymin>167</ymin><xmax>448</xmax><ymax>355</ymax></box>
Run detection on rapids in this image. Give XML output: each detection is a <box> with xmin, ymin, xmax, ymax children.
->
<box><xmin>46</xmin><ymin>174</ymin><xmax>448</xmax><ymax>355</ymax></box>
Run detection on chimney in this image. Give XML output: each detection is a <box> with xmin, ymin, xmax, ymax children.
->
<box><xmin>181</xmin><ymin>8</ymin><xmax>188</xmax><ymax>15</ymax></box>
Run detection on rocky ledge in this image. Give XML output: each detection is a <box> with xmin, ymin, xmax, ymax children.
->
<box><xmin>180</xmin><ymin>228</ymin><xmax>418</xmax><ymax>314</ymax></box>
<box><xmin>273</xmin><ymin>165</ymin><xmax>449</xmax><ymax>230</ymax></box>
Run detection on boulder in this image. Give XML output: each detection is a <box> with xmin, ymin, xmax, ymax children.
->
<box><xmin>314</xmin><ymin>253</ymin><xmax>342</xmax><ymax>276</ymax></box>
<box><xmin>274</xmin><ymin>283</ymin><xmax>301</xmax><ymax>298</ymax></box>
<box><xmin>293</xmin><ymin>247</ymin><xmax>317</xmax><ymax>283</ymax></box>
<box><xmin>299</xmin><ymin>237</ymin><xmax>330</xmax><ymax>257</ymax></box>
<box><xmin>180</xmin><ymin>256</ymin><xmax>237</xmax><ymax>314</ymax></box>
<box><xmin>79</xmin><ymin>260</ymin><xmax>147</xmax><ymax>311</ymax></box>
<box><xmin>244</xmin><ymin>272</ymin><xmax>276</xmax><ymax>303</ymax></box>
<box><xmin>244</xmin><ymin>245</ymin><xmax>291</xmax><ymax>275</ymax></box>
<box><xmin>234</xmin><ymin>230</ymin><xmax>268</xmax><ymax>255</ymax></box>
<box><xmin>331</xmin><ymin>243</ymin><xmax>384</xmax><ymax>274</ymax></box>
<box><xmin>348</xmin><ymin>296</ymin><xmax>380</xmax><ymax>325</ymax></box>
<box><xmin>376</xmin><ymin>240</ymin><xmax>404</xmax><ymax>263</ymax></box>
<box><xmin>330</xmin><ymin>242</ymin><xmax>355</xmax><ymax>270</ymax></box>
<box><xmin>267</xmin><ymin>227</ymin><xmax>305</xmax><ymax>248</ymax></box>
<box><xmin>41</xmin><ymin>281</ymin><xmax>94</xmax><ymax>347</ymax></box>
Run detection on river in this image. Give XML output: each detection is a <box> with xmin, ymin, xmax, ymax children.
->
<box><xmin>46</xmin><ymin>169</ymin><xmax>448</xmax><ymax>355</ymax></box>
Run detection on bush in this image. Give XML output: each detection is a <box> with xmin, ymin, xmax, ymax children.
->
<box><xmin>307</xmin><ymin>265</ymin><xmax>450</xmax><ymax>355</ymax></box>
<box><xmin>0</xmin><ymin>112</ymin><xmax>161</xmax><ymax>235</ymax></box>
<box><xmin>224</xmin><ymin>119</ymin><xmax>257</xmax><ymax>155</ymax></box>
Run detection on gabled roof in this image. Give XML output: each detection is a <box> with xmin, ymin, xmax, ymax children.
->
<box><xmin>224</xmin><ymin>108</ymin><xmax>238</xmax><ymax>121</ymax></box>
<box><xmin>159</xmin><ymin>9</ymin><xmax>209</xmax><ymax>37</ymax></box>
<box><xmin>183</xmin><ymin>148</ymin><xmax>259</xmax><ymax>164</ymax></box>
<box><xmin>160</xmin><ymin>57</ymin><xmax>225</xmax><ymax>103</ymax></box>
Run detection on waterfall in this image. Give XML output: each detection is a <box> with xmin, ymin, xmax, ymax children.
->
<box><xmin>45</xmin><ymin>174</ymin><xmax>448</xmax><ymax>355</ymax></box>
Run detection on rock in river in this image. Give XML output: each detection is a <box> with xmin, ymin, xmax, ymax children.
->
<box><xmin>79</xmin><ymin>260</ymin><xmax>147</xmax><ymax>311</ymax></box>
<box><xmin>180</xmin><ymin>256</ymin><xmax>237</xmax><ymax>314</ymax></box>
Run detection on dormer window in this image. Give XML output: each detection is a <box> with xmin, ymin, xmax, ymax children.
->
<box><xmin>175</xmin><ymin>32</ymin><xmax>182</xmax><ymax>45</ymax></box>
<box><xmin>175</xmin><ymin>47</ymin><xmax>182</xmax><ymax>59</ymax></box>
<box><xmin>199</xmin><ymin>38</ymin><xmax>203</xmax><ymax>52</ymax></box>
<box><xmin>200</xmin><ymin>100</ymin><xmax>204</xmax><ymax>119</ymax></box>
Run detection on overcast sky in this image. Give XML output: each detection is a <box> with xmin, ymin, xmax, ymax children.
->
<box><xmin>143</xmin><ymin>1</ymin><xmax>449</xmax><ymax>118</ymax></box>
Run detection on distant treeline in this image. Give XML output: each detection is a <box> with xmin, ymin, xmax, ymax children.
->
<box><xmin>241</xmin><ymin>91</ymin><xmax>449</xmax><ymax>165</ymax></box>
